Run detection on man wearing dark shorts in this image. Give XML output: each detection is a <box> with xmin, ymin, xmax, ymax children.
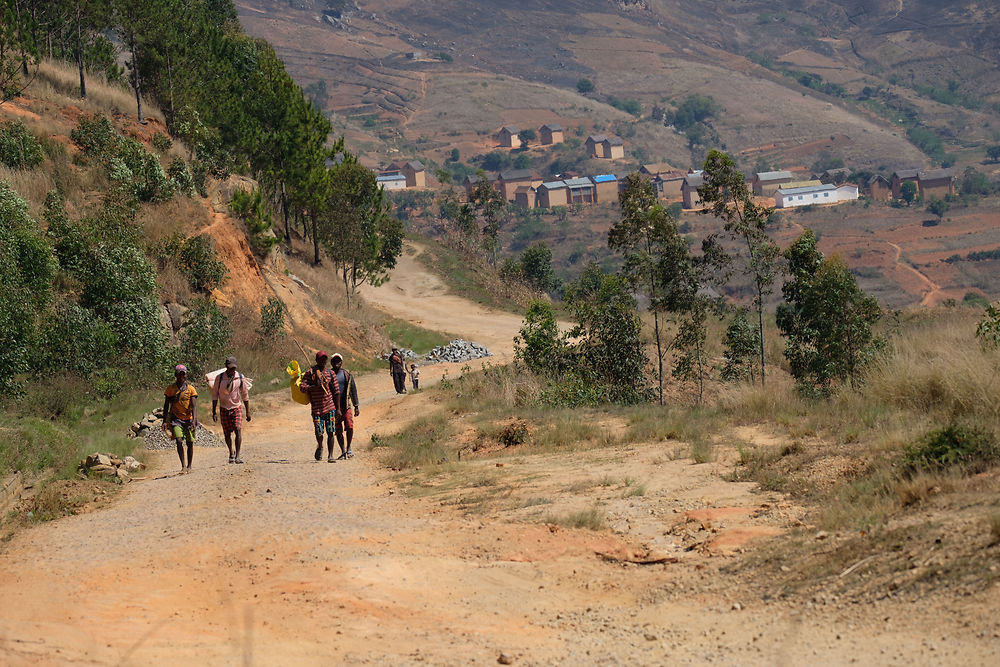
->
<box><xmin>330</xmin><ymin>353</ymin><xmax>359</xmax><ymax>460</ymax></box>
<box><xmin>389</xmin><ymin>347</ymin><xmax>407</xmax><ymax>394</ymax></box>
<box><xmin>299</xmin><ymin>351</ymin><xmax>340</xmax><ymax>462</ymax></box>
<box><xmin>212</xmin><ymin>356</ymin><xmax>251</xmax><ymax>464</ymax></box>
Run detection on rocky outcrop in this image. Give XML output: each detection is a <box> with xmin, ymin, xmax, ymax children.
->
<box><xmin>77</xmin><ymin>452</ymin><xmax>145</xmax><ymax>483</ymax></box>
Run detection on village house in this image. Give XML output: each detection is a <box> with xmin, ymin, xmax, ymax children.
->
<box><xmin>657</xmin><ymin>171</ymin><xmax>688</xmax><ymax>199</ymax></box>
<box><xmin>752</xmin><ymin>170</ymin><xmax>794</xmax><ymax>196</ymax></box>
<box><xmin>682</xmin><ymin>171</ymin><xmax>704</xmax><ymax>209</ymax></box>
<box><xmin>376</xmin><ymin>173</ymin><xmax>408</xmax><ymax>191</ymax></box>
<box><xmin>917</xmin><ymin>168</ymin><xmax>954</xmax><ymax>199</ymax></box>
<box><xmin>497</xmin><ymin>169</ymin><xmax>534</xmax><ymax>201</ymax></box>
<box><xmin>585</xmin><ymin>135</ymin><xmax>606</xmax><ymax>158</ymax></box>
<box><xmin>564</xmin><ymin>177</ymin><xmax>596</xmax><ymax>204</ymax></box>
<box><xmin>539</xmin><ymin>123</ymin><xmax>564</xmax><ymax>145</ymax></box>
<box><xmin>774</xmin><ymin>183</ymin><xmax>859</xmax><ymax>209</ymax></box>
<box><xmin>816</xmin><ymin>167</ymin><xmax>852</xmax><ymax>184</ymax></box>
<box><xmin>639</xmin><ymin>163</ymin><xmax>673</xmax><ymax>178</ymax></box>
<box><xmin>464</xmin><ymin>173</ymin><xmax>489</xmax><ymax>199</ymax></box>
<box><xmin>400</xmin><ymin>161</ymin><xmax>425</xmax><ymax>188</ymax></box>
<box><xmin>891</xmin><ymin>169</ymin><xmax>919</xmax><ymax>199</ymax></box>
<box><xmin>590</xmin><ymin>174</ymin><xmax>618</xmax><ymax>203</ymax></box>
<box><xmin>601</xmin><ymin>136</ymin><xmax>625</xmax><ymax>159</ymax></box>
<box><xmin>867</xmin><ymin>174</ymin><xmax>891</xmax><ymax>201</ymax></box>
<box><xmin>514</xmin><ymin>186</ymin><xmax>535</xmax><ymax>209</ymax></box>
<box><xmin>497</xmin><ymin>126</ymin><xmax>521</xmax><ymax>149</ymax></box>
<box><xmin>536</xmin><ymin>181</ymin><xmax>569</xmax><ymax>208</ymax></box>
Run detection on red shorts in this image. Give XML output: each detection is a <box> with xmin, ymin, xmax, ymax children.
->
<box><xmin>336</xmin><ymin>408</ymin><xmax>354</xmax><ymax>433</ymax></box>
<box><xmin>220</xmin><ymin>406</ymin><xmax>243</xmax><ymax>435</ymax></box>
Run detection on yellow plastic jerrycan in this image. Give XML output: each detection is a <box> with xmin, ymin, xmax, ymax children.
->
<box><xmin>286</xmin><ymin>360</ymin><xmax>310</xmax><ymax>405</ymax></box>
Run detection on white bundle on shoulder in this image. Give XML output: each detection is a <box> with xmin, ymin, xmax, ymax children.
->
<box><xmin>205</xmin><ymin>368</ymin><xmax>254</xmax><ymax>390</ymax></box>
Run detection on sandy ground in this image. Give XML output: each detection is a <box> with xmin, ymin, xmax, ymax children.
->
<box><xmin>1</xmin><ymin>245</ymin><xmax>997</xmax><ymax>665</ymax></box>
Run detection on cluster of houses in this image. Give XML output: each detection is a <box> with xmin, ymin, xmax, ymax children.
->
<box><xmin>372</xmin><ymin>148</ymin><xmax>955</xmax><ymax>213</ymax></box>
<box><xmin>375</xmin><ymin>160</ymin><xmax>426</xmax><ymax>191</ymax></box>
<box><xmin>497</xmin><ymin>124</ymin><xmax>626</xmax><ymax>160</ymax></box>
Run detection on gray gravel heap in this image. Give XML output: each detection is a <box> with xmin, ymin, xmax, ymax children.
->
<box><xmin>422</xmin><ymin>339</ymin><xmax>492</xmax><ymax>365</ymax></box>
<box><xmin>129</xmin><ymin>407</ymin><xmax>224</xmax><ymax>450</ymax></box>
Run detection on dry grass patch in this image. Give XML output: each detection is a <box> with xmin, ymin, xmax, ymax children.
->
<box><xmin>32</xmin><ymin>60</ymin><xmax>161</xmax><ymax>122</ymax></box>
<box><xmin>370</xmin><ymin>414</ymin><xmax>453</xmax><ymax>470</ymax></box>
<box><xmin>546</xmin><ymin>507</ymin><xmax>606</xmax><ymax>531</ymax></box>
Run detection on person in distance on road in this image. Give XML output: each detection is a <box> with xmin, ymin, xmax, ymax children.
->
<box><xmin>330</xmin><ymin>353</ymin><xmax>359</xmax><ymax>460</ymax></box>
<box><xmin>409</xmin><ymin>363</ymin><xmax>420</xmax><ymax>391</ymax></box>
<box><xmin>211</xmin><ymin>355</ymin><xmax>251</xmax><ymax>464</ymax></box>
<box><xmin>299</xmin><ymin>351</ymin><xmax>340</xmax><ymax>462</ymax></box>
<box><xmin>162</xmin><ymin>364</ymin><xmax>198</xmax><ymax>474</ymax></box>
<box><xmin>389</xmin><ymin>347</ymin><xmax>407</xmax><ymax>394</ymax></box>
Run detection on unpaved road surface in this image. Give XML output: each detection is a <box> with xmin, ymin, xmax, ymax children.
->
<box><xmin>1</xmin><ymin>245</ymin><xmax>997</xmax><ymax>665</ymax></box>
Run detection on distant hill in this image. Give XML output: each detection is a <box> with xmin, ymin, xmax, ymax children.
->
<box><xmin>238</xmin><ymin>0</ymin><xmax>999</xmax><ymax>173</ymax></box>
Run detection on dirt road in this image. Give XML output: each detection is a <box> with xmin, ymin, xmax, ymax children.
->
<box><xmin>0</xmin><ymin>244</ymin><xmax>996</xmax><ymax>665</ymax></box>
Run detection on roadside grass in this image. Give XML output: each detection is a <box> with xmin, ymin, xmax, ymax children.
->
<box><xmin>382</xmin><ymin>317</ymin><xmax>454</xmax><ymax>354</ymax></box>
<box><xmin>370</xmin><ymin>414</ymin><xmax>453</xmax><ymax>470</ymax></box>
<box><xmin>1</xmin><ymin>386</ymin><xmax>163</xmax><ymax>526</ymax></box>
<box><xmin>545</xmin><ymin>507</ymin><xmax>606</xmax><ymax>531</ymax></box>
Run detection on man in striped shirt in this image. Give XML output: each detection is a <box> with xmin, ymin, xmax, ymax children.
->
<box><xmin>298</xmin><ymin>351</ymin><xmax>340</xmax><ymax>462</ymax></box>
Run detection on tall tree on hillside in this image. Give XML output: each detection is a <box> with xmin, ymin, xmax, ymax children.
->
<box><xmin>698</xmin><ymin>149</ymin><xmax>781</xmax><ymax>386</ymax></box>
<box><xmin>113</xmin><ymin>0</ymin><xmax>160</xmax><ymax>122</ymax></box>
<box><xmin>0</xmin><ymin>0</ymin><xmax>39</xmax><ymax>100</ymax></box>
<box><xmin>469</xmin><ymin>178</ymin><xmax>506</xmax><ymax>266</ymax></box>
<box><xmin>776</xmin><ymin>229</ymin><xmax>882</xmax><ymax>392</ymax></box>
<box><xmin>286</xmin><ymin>103</ymin><xmax>336</xmax><ymax>261</ymax></box>
<box><xmin>320</xmin><ymin>160</ymin><xmax>403</xmax><ymax>308</ymax></box>
<box><xmin>55</xmin><ymin>0</ymin><xmax>110</xmax><ymax>99</ymax></box>
<box><xmin>610</xmin><ymin>173</ymin><xmax>705</xmax><ymax>404</ymax></box>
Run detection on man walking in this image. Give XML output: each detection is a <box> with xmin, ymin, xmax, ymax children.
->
<box><xmin>389</xmin><ymin>347</ymin><xmax>407</xmax><ymax>394</ymax></box>
<box><xmin>212</xmin><ymin>356</ymin><xmax>251</xmax><ymax>464</ymax></box>
<box><xmin>162</xmin><ymin>364</ymin><xmax>198</xmax><ymax>474</ymax></box>
<box><xmin>330</xmin><ymin>353</ymin><xmax>359</xmax><ymax>460</ymax></box>
<box><xmin>299</xmin><ymin>351</ymin><xmax>340</xmax><ymax>462</ymax></box>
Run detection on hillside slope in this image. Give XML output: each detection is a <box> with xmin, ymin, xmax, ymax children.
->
<box><xmin>237</xmin><ymin>0</ymin><xmax>997</xmax><ymax>171</ymax></box>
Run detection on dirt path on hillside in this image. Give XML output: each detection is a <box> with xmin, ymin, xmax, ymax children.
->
<box><xmin>358</xmin><ymin>241</ymin><xmax>528</xmax><ymax>360</ymax></box>
<box><xmin>0</xmin><ymin>246</ymin><xmax>996</xmax><ymax>665</ymax></box>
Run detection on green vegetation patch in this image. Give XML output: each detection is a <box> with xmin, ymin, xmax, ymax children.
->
<box><xmin>382</xmin><ymin>317</ymin><xmax>453</xmax><ymax>355</ymax></box>
<box><xmin>904</xmin><ymin>423</ymin><xmax>999</xmax><ymax>475</ymax></box>
<box><xmin>370</xmin><ymin>414</ymin><xmax>452</xmax><ymax>470</ymax></box>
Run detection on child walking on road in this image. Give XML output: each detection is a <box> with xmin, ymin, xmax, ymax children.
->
<box><xmin>409</xmin><ymin>363</ymin><xmax>420</xmax><ymax>391</ymax></box>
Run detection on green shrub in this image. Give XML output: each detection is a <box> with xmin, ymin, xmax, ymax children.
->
<box><xmin>0</xmin><ymin>183</ymin><xmax>58</xmax><ymax>394</ymax></box>
<box><xmin>36</xmin><ymin>300</ymin><xmax>117</xmax><ymax>378</ymax></box>
<box><xmin>80</xmin><ymin>243</ymin><xmax>166</xmax><ymax>371</ymax></box>
<box><xmin>152</xmin><ymin>132</ymin><xmax>173</xmax><ymax>152</ymax></box>
<box><xmin>70</xmin><ymin>114</ymin><xmax>118</xmax><ymax>160</ymax></box>
<box><xmin>178</xmin><ymin>234</ymin><xmax>227</xmax><ymax>291</ymax></box>
<box><xmin>904</xmin><ymin>423</ymin><xmax>999</xmax><ymax>474</ymax></box>
<box><xmin>167</xmin><ymin>156</ymin><xmax>194</xmax><ymax>195</ymax></box>
<box><xmin>0</xmin><ymin>119</ymin><xmax>44</xmax><ymax>169</ymax></box>
<box><xmin>256</xmin><ymin>297</ymin><xmax>286</xmax><ymax>342</ymax></box>
<box><xmin>180</xmin><ymin>297</ymin><xmax>232</xmax><ymax>376</ymax></box>
<box><xmin>977</xmin><ymin>302</ymin><xmax>1000</xmax><ymax>349</ymax></box>
<box><xmin>498</xmin><ymin>419</ymin><xmax>529</xmax><ymax>447</ymax></box>
<box><xmin>230</xmin><ymin>187</ymin><xmax>280</xmax><ymax>253</ymax></box>
<box><xmin>71</xmin><ymin>114</ymin><xmax>174</xmax><ymax>203</ymax></box>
